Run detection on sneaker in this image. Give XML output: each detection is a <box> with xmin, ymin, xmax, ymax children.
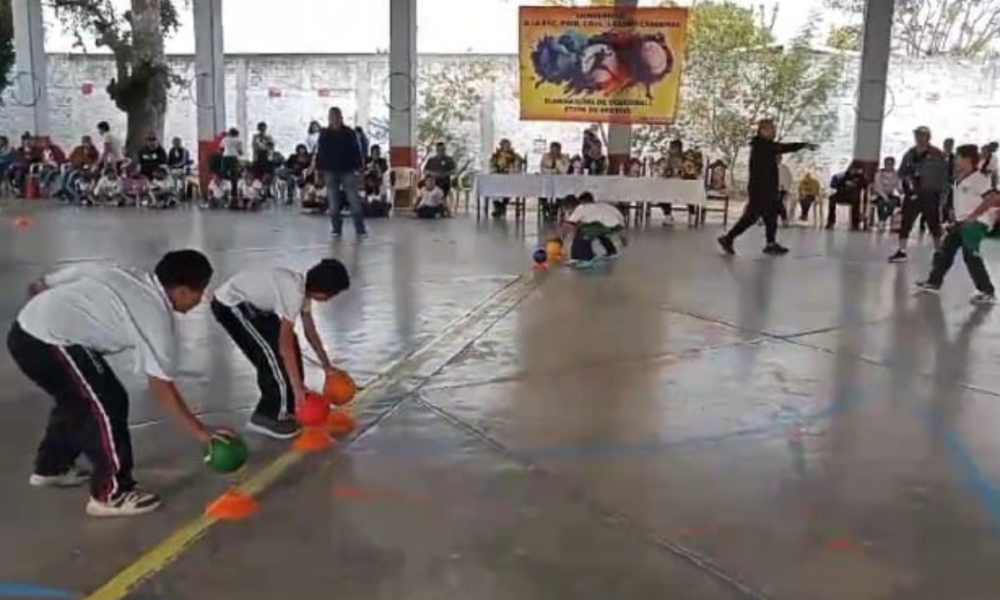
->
<box><xmin>763</xmin><ymin>244</ymin><xmax>789</xmax><ymax>255</ymax></box>
<box><xmin>717</xmin><ymin>236</ymin><xmax>735</xmax><ymax>256</ymax></box>
<box><xmin>970</xmin><ymin>292</ymin><xmax>996</xmax><ymax>306</ymax></box>
<box><xmin>358</xmin><ymin>231</ymin><xmax>369</xmax><ymax>238</ymax></box>
<box><xmin>888</xmin><ymin>250</ymin><xmax>908</xmax><ymax>263</ymax></box>
<box><xmin>914</xmin><ymin>281</ymin><xmax>941</xmax><ymax>294</ymax></box>
<box><xmin>86</xmin><ymin>489</ymin><xmax>162</xmax><ymax>517</ymax></box>
<box><xmin>247</xmin><ymin>413</ymin><xmax>301</xmax><ymax>440</ymax></box>
<box><xmin>29</xmin><ymin>466</ymin><xmax>90</xmax><ymax>488</ymax></box>
<box><xmin>331</xmin><ymin>231</ymin><xmax>342</xmax><ymax>238</ymax></box>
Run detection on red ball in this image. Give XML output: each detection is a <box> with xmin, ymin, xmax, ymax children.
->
<box><xmin>296</xmin><ymin>392</ymin><xmax>331</xmax><ymax>427</ymax></box>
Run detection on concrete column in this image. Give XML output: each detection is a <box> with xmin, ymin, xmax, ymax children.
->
<box><xmin>235</xmin><ymin>57</ymin><xmax>248</xmax><ymax>141</ymax></box>
<box><xmin>479</xmin><ymin>83</ymin><xmax>495</xmax><ymax>172</ymax></box>
<box><xmin>355</xmin><ymin>59</ymin><xmax>372</xmax><ymax>131</ymax></box>
<box><xmin>389</xmin><ymin>0</ymin><xmax>417</xmax><ymax>168</ymax></box>
<box><xmin>606</xmin><ymin>0</ymin><xmax>638</xmax><ymax>174</ymax></box>
<box><xmin>852</xmin><ymin>0</ymin><xmax>894</xmax><ymax>172</ymax></box>
<box><xmin>11</xmin><ymin>0</ymin><xmax>49</xmax><ymax>136</ymax></box>
<box><xmin>193</xmin><ymin>0</ymin><xmax>226</xmax><ymax>189</ymax></box>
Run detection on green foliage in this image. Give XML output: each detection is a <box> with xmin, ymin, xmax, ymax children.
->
<box><xmin>634</xmin><ymin>3</ymin><xmax>842</xmax><ymax>167</ymax></box>
<box><xmin>826</xmin><ymin>24</ymin><xmax>860</xmax><ymax>51</ymax></box>
<box><xmin>826</xmin><ymin>0</ymin><xmax>1000</xmax><ymax>57</ymax></box>
<box><xmin>416</xmin><ymin>59</ymin><xmax>498</xmax><ymax>173</ymax></box>
<box><xmin>0</xmin><ymin>0</ymin><xmax>13</xmax><ymax>102</ymax></box>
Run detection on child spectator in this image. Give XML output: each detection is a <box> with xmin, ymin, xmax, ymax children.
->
<box><xmin>873</xmin><ymin>156</ymin><xmax>901</xmax><ymax>230</ymax></box>
<box><xmin>93</xmin><ymin>168</ymin><xmax>122</xmax><ymax>206</ymax></box>
<box><xmin>916</xmin><ymin>144</ymin><xmax>999</xmax><ymax>304</ymax></box>
<box><xmin>205</xmin><ymin>173</ymin><xmax>231</xmax><ymax>209</ymax></box>
<box><xmin>237</xmin><ymin>170</ymin><xmax>264</xmax><ymax>210</ymax></box>
<box><xmin>560</xmin><ymin>191</ymin><xmax>626</xmax><ymax>263</ymax></box>
<box><xmin>220</xmin><ymin>128</ymin><xmax>244</xmax><ymax>200</ymax></box>
<box><xmin>167</xmin><ymin>137</ymin><xmax>191</xmax><ymax>172</ymax></box>
<box><xmin>415</xmin><ymin>176</ymin><xmax>448</xmax><ymax>219</ymax></box>
<box><xmin>75</xmin><ymin>168</ymin><xmax>97</xmax><ymax>206</ymax></box>
<box><xmin>149</xmin><ymin>167</ymin><xmax>174</xmax><ymax>209</ymax></box>
<box><xmin>797</xmin><ymin>171</ymin><xmax>821</xmax><ymax>221</ymax></box>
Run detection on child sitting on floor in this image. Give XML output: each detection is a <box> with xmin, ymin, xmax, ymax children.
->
<box><xmin>237</xmin><ymin>170</ymin><xmax>264</xmax><ymax>210</ymax></box>
<box><xmin>149</xmin><ymin>167</ymin><xmax>175</xmax><ymax>209</ymax></box>
<box><xmin>916</xmin><ymin>144</ymin><xmax>1000</xmax><ymax>305</ymax></box>
<box><xmin>414</xmin><ymin>176</ymin><xmax>448</xmax><ymax>219</ymax></box>
<box><xmin>205</xmin><ymin>172</ymin><xmax>231</xmax><ymax>209</ymax></box>
<box><xmin>560</xmin><ymin>192</ymin><xmax>626</xmax><ymax>263</ymax></box>
<box><xmin>93</xmin><ymin>167</ymin><xmax>122</xmax><ymax>205</ymax></box>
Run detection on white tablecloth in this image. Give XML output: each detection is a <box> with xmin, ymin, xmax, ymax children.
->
<box><xmin>474</xmin><ymin>174</ymin><xmax>706</xmax><ymax>207</ymax></box>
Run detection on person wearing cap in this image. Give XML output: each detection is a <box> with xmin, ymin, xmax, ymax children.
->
<box><xmin>889</xmin><ymin>126</ymin><xmax>950</xmax><ymax>263</ymax></box>
<box><xmin>717</xmin><ymin>119</ymin><xmax>816</xmax><ymax>256</ymax></box>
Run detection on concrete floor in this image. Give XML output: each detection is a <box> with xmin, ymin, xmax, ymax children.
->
<box><xmin>2</xmin><ymin>203</ymin><xmax>1000</xmax><ymax>600</ymax></box>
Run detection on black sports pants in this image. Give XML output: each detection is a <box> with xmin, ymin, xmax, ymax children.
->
<box><xmin>7</xmin><ymin>321</ymin><xmax>134</xmax><ymax>502</ymax></box>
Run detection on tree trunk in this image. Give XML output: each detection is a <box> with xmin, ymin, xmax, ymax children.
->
<box><xmin>125</xmin><ymin>0</ymin><xmax>167</xmax><ymax>155</ymax></box>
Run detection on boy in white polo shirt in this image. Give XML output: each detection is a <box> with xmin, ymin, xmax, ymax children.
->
<box><xmin>211</xmin><ymin>259</ymin><xmax>350</xmax><ymax>439</ymax></box>
<box><xmin>560</xmin><ymin>192</ymin><xmax>627</xmax><ymax>263</ymax></box>
<box><xmin>6</xmin><ymin>250</ymin><xmax>230</xmax><ymax>517</ymax></box>
<box><xmin>917</xmin><ymin>144</ymin><xmax>1000</xmax><ymax>304</ymax></box>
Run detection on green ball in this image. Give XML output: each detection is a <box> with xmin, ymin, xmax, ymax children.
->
<box><xmin>204</xmin><ymin>435</ymin><xmax>248</xmax><ymax>473</ymax></box>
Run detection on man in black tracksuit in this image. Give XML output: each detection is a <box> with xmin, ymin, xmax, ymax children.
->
<box><xmin>718</xmin><ymin>119</ymin><xmax>816</xmax><ymax>256</ymax></box>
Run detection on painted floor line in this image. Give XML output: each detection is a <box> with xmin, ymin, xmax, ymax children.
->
<box><xmin>80</xmin><ymin>274</ymin><xmax>536</xmax><ymax>600</ymax></box>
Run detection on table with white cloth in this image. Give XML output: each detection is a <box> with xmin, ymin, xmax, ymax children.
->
<box><xmin>473</xmin><ymin>173</ymin><xmax>707</xmax><ymax>223</ymax></box>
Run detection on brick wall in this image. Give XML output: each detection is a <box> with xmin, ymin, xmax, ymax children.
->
<box><xmin>2</xmin><ymin>52</ymin><xmax>999</xmax><ymax>181</ymax></box>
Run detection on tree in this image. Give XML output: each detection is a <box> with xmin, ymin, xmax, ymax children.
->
<box><xmin>49</xmin><ymin>0</ymin><xmax>181</xmax><ymax>154</ymax></box>
<box><xmin>0</xmin><ymin>0</ymin><xmax>14</xmax><ymax>101</ymax></box>
<box><xmin>637</xmin><ymin>3</ymin><xmax>842</xmax><ymax>169</ymax></box>
<box><xmin>826</xmin><ymin>0</ymin><xmax>1000</xmax><ymax>57</ymax></box>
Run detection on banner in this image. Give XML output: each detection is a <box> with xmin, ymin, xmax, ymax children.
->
<box><xmin>519</xmin><ymin>6</ymin><xmax>689</xmax><ymax>125</ymax></box>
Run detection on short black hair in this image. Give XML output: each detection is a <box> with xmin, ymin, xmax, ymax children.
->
<box><xmin>154</xmin><ymin>249</ymin><xmax>213</xmax><ymax>291</ymax></box>
<box><xmin>956</xmin><ymin>144</ymin><xmax>981</xmax><ymax>165</ymax></box>
<box><xmin>228</xmin><ymin>128</ymin><xmax>239</xmax><ymax>136</ymax></box>
<box><xmin>578</xmin><ymin>191</ymin><xmax>595</xmax><ymax>204</ymax></box>
<box><xmin>97</xmin><ymin>121</ymin><xmax>110</xmax><ymax>132</ymax></box>
<box><xmin>562</xmin><ymin>194</ymin><xmax>580</xmax><ymax>210</ymax></box>
<box><xmin>305</xmin><ymin>259</ymin><xmax>350</xmax><ymax>296</ymax></box>
<box><xmin>257</xmin><ymin>122</ymin><xmax>267</xmax><ymax>130</ymax></box>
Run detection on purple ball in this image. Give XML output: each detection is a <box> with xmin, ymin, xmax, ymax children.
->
<box><xmin>533</xmin><ymin>248</ymin><xmax>548</xmax><ymax>264</ymax></box>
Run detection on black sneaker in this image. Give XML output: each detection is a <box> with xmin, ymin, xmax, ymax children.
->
<box><xmin>763</xmin><ymin>243</ymin><xmax>789</xmax><ymax>255</ymax></box>
<box><xmin>888</xmin><ymin>250</ymin><xmax>907</xmax><ymax>263</ymax></box>
<box><xmin>29</xmin><ymin>465</ymin><xmax>90</xmax><ymax>488</ymax></box>
<box><xmin>86</xmin><ymin>489</ymin><xmax>161</xmax><ymax>517</ymax></box>
<box><xmin>914</xmin><ymin>281</ymin><xmax>941</xmax><ymax>294</ymax></box>
<box><xmin>717</xmin><ymin>236</ymin><xmax>735</xmax><ymax>255</ymax></box>
<box><xmin>247</xmin><ymin>413</ymin><xmax>301</xmax><ymax>440</ymax></box>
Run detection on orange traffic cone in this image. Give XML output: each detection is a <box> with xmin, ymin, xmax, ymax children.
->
<box><xmin>205</xmin><ymin>488</ymin><xmax>259</xmax><ymax>520</ymax></box>
<box><xmin>327</xmin><ymin>410</ymin><xmax>358</xmax><ymax>435</ymax></box>
<box><xmin>293</xmin><ymin>428</ymin><xmax>335</xmax><ymax>452</ymax></box>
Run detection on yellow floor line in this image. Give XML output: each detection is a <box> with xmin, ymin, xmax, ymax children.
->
<box><xmin>82</xmin><ymin>274</ymin><xmax>534</xmax><ymax>600</ymax></box>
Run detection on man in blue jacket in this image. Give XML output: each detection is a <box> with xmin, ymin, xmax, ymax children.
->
<box><xmin>314</xmin><ymin>107</ymin><xmax>366</xmax><ymax>237</ymax></box>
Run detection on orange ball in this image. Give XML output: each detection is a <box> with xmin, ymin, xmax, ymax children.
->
<box><xmin>324</xmin><ymin>370</ymin><xmax>357</xmax><ymax>406</ymax></box>
<box><xmin>296</xmin><ymin>391</ymin><xmax>331</xmax><ymax>427</ymax></box>
<box><xmin>327</xmin><ymin>410</ymin><xmax>357</xmax><ymax>435</ymax></box>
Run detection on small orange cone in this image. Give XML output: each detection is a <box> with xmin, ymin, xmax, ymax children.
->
<box><xmin>13</xmin><ymin>216</ymin><xmax>30</xmax><ymax>229</ymax></box>
<box><xmin>327</xmin><ymin>410</ymin><xmax>357</xmax><ymax>435</ymax></box>
<box><xmin>205</xmin><ymin>489</ymin><xmax>259</xmax><ymax>520</ymax></box>
<box><xmin>293</xmin><ymin>427</ymin><xmax>335</xmax><ymax>452</ymax></box>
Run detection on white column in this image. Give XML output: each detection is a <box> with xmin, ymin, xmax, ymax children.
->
<box><xmin>235</xmin><ymin>57</ymin><xmax>248</xmax><ymax>139</ymax></box>
<box><xmin>193</xmin><ymin>0</ymin><xmax>225</xmax><ymax>189</ymax></box>
<box><xmin>479</xmin><ymin>83</ymin><xmax>495</xmax><ymax>172</ymax></box>
<box><xmin>355</xmin><ymin>59</ymin><xmax>372</xmax><ymax>131</ymax></box>
<box><xmin>12</xmin><ymin>0</ymin><xmax>49</xmax><ymax>136</ymax></box>
<box><xmin>607</xmin><ymin>0</ymin><xmax>638</xmax><ymax>173</ymax></box>
<box><xmin>852</xmin><ymin>0</ymin><xmax>894</xmax><ymax>168</ymax></box>
<box><xmin>389</xmin><ymin>0</ymin><xmax>417</xmax><ymax>168</ymax></box>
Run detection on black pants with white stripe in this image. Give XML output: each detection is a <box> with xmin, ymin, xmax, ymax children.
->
<box><xmin>7</xmin><ymin>322</ymin><xmax>134</xmax><ymax>502</ymax></box>
<box><xmin>210</xmin><ymin>300</ymin><xmax>301</xmax><ymax>420</ymax></box>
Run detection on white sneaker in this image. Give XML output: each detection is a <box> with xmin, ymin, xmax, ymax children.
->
<box><xmin>970</xmin><ymin>292</ymin><xmax>996</xmax><ymax>306</ymax></box>
<box><xmin>86</xmin><ymin>490</ymin><xmax>162</xmax><ymax>517</ymax></box>
<box><xmin>29</xmin><ymin>466</ymin><xmax>90</xmax><ymax>488</ymax></box>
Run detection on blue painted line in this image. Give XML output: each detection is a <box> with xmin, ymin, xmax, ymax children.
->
<box><xmin>0</xmin><ymin>584</ymin><xmax>75</xmax><ymax>598</ymax></box>
<box><xmin>941</xmin><ymin>426</ymin><xmax>1000</xmax><ymax>534</ymax></box>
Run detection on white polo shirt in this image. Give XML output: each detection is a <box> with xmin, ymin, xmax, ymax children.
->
<box><xmin>567</xmin><ymin>202</ymin><xmax>625</xmax><ymax>229</ymax></box>
<box><xmin>17</xmin><ymin>265</ymin><xmax>178</xmax><ymax>380</ymax></box>
<box><xmin>954</xmin><ymin>171</ymin><xmax>996</xmax><ymax>225</ymax></box>
<box><xmin>213</xmin><ymin>267</ymin><xmax>309</xmax><ymax>322</ymax></box>
<box><xmin>102</xmin><ymin>131</ymin><xmax>123</xmax><ymax>163</ymax></box>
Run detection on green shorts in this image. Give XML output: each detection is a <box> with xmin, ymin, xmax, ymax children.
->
<box><xmin>959</xmin><ymin>221</ymin><xmax>991</xmax><ymax>254</ymax></box>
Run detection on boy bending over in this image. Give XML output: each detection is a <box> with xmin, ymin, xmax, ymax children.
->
<box><xmin>210</xmin><ymin>260</ymin><xmax>351</xmax><ymax>439</ymax></box>
<box><xmin>560</xmin><ymin>192</ymin><xmax>626</xmax><ymax>262</ymax></box>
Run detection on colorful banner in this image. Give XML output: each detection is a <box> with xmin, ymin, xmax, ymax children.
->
<box><xmin>519</xmin><ymin>6</ymin><xmax>689</xmax><ymax>125</ymax></box>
